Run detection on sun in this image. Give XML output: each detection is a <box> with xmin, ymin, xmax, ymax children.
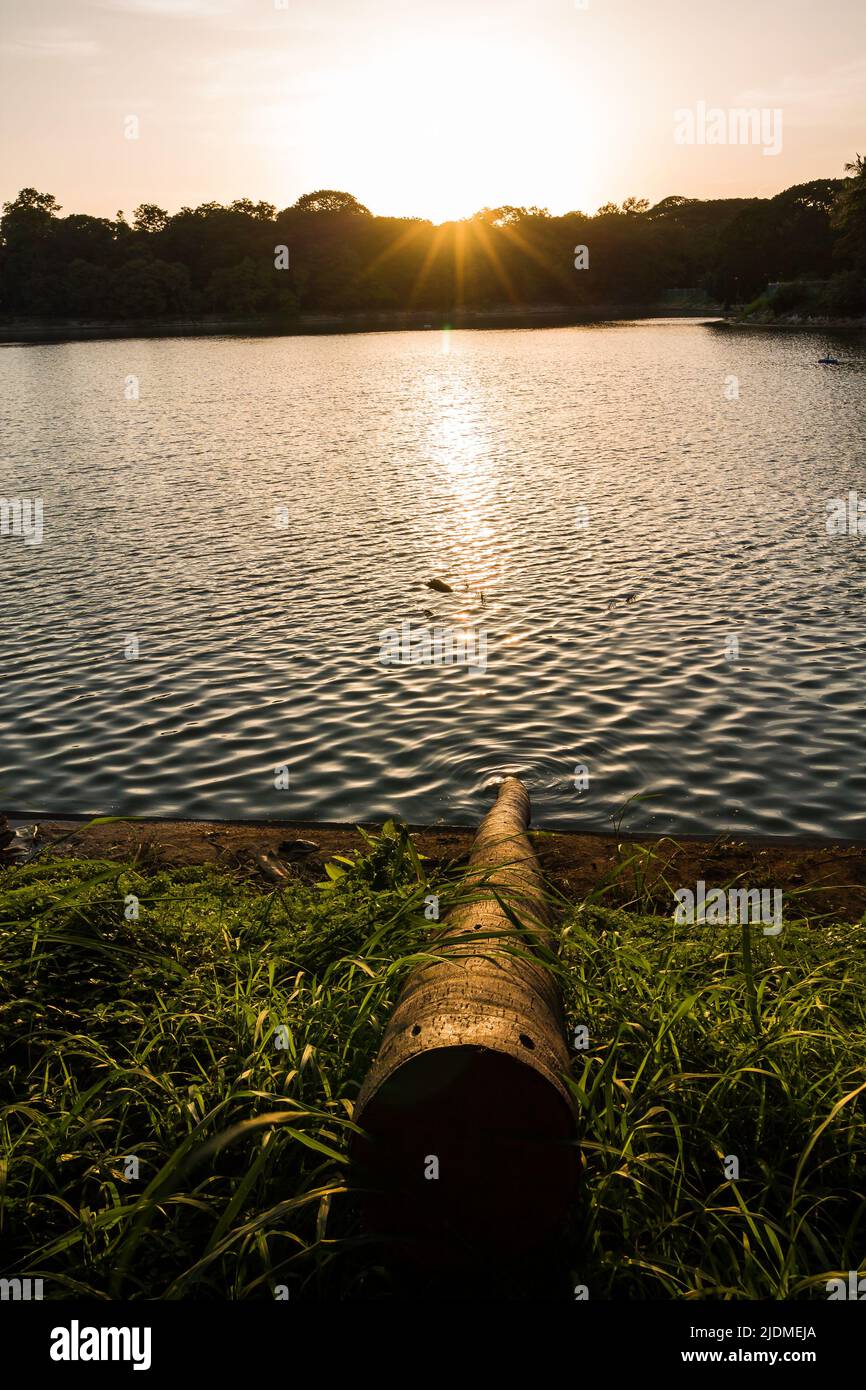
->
<box><xmin>272</xmin><ymin>29</ymin><xmax>601</xmax><ymax>223</ymax></box>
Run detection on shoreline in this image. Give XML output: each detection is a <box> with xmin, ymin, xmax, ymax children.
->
<box><xmin>13</xmin><ymin>813</ymin><xmax>866</xmax><ymax>921</ymax></box>
<box><xmin>711</xmin><ymin>316</ymin><xmax>866</xmax><ymax>331</ymax></box>
<box><xmin>0</xmin><ymin>303</ymin><xmax>722</xmax><ymax>344</ymax></box>
<box><xmin>5</xmin><ymin>308</ymin><xmax>864</xmax><ymax>345</ymax></box>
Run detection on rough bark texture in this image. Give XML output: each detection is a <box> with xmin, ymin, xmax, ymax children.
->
<box><xmin>351</xmin><ymin>776</ymin><xmax>578</xmax><ymax>1268</ymax></box>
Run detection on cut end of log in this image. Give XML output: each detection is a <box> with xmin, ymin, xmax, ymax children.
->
<box><xmin>352</xmin><ymin>1043</ymin><xmax>577</xmax><ymax>1265</ymax></box>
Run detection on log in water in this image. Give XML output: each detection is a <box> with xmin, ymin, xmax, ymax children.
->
<box><xmin>351</xmin><ymin>776</ymin><xmax>579</xmax><ymax>1266</ymax></box>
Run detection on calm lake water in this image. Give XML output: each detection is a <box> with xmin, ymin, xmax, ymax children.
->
<box><xmin>2</xmin><ymin>320</ymin><xmax>866</xmax><ymax>839</ymax></box>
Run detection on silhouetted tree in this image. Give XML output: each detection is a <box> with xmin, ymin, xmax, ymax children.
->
<box><xmin>834</xmin><ymin>155</ymin><xmax>866</xmax><ymax>271</ymax></box>
<box><xmin>133</xmin><ymin>204</ymin><xmax>169</xmax><ymax>233</ymax></box>
<box><xmin>292</xmin><ymin>190</ymin><xmax>371</xmax><ymax>215</ymax></box>
<box><xmin>1</xmin><ymin>170</ymin><xmax>863</xmax><ymax>322</ymax></box>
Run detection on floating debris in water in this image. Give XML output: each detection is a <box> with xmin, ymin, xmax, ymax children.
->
<box><xmin>607</xmin><ymin>590</ymin><xmax>640</xmax><ymax>610</ymax></box>
<box><xmin>425</xmin><ymin>578</ymin><xmax>454</xmax><ymax>593</ymax></box>
<box><xmin>607</xmin><ymin>583</ymin><xmax>662</xmax><ymax>611</ymax></box>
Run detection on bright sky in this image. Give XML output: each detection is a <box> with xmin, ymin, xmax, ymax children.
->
<box><xmin>1</xmin><ymin>0</ymin><xmax>864</xmax><ymax>223</ymax></box>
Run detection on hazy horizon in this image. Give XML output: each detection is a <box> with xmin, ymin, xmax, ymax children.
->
<box><xmin>1</xmin><ymin>0</ymin><xmax>864</xmax><ymax>224</ymax></box>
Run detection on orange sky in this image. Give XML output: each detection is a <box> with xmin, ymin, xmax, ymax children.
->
<box><xmin>1</xmin><ymin>0</ymin><xmax>864</xmax><ymax>222</ymax></box>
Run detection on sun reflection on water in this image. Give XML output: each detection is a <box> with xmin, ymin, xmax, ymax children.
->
<box><xmin>423</xmin><ymin>368</ymin><xmax>504</xmax><ymax>607</ymax></box>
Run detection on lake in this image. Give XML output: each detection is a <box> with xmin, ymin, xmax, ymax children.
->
<box><xmin>2</xmin><ymin>319</ymin><xmax>865</xmax><ymax>839</ymax></box>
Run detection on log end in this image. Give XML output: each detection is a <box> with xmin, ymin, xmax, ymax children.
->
<box><xmin>351</xmin><ymin>1043</ymin><xmax>578</xmax><ymax>1268</ymax></box>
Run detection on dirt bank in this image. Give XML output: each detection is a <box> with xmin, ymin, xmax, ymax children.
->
<box><xmin>13</xmin><ymin>815</ymin><xmax>866</xmax><ymax>922</ymax></box>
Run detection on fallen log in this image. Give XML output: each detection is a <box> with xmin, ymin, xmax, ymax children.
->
<box><xmin>351</xmin><ymin>776</ymin><xmax>579</xmax><ymax>1267</ymax></box>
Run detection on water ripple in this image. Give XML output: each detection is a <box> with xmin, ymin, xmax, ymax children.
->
<box><xmin>2</xmin><ymin>321</ymin><xmax>866</xmax><ymax>838</ymax></box>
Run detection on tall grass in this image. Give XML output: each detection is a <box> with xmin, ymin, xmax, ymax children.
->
<box><xmin>1</xmin><ymin>824</ymin><xmax>863</xmax><ymax>1299</ymax></box>
<box><xmin>561</xmin><ymin>904</ymin><xmax>866</xmax><ymax>1298</ymax></box>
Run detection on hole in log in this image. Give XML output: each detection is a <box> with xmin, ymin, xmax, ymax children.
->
<box><xmin>519</xmin><ymin>1033</ymin><xmax>535</xmax><ymax>1050</ymax></box>
<box><xmin>353</xmin><ymin>1046</ymin><xmax>577</xmax><ymax>1265</ymax></box>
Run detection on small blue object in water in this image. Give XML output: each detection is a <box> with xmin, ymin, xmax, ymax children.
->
<box><xmin>818</xmin><ymin>356</ymin><xmax>840</xmax><ymax>365</ymax></box>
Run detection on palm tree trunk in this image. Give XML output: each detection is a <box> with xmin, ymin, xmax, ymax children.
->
<box><xmin>351</xmin><ymin>776</ymin><xmax>578</xmax><ymax>1268</ymax></box>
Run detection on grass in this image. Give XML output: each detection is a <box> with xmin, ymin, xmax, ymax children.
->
<box><xmin>1</xmin><ymin>823</ymin><xmax>864</xmax><ymax>1300</ymax></box>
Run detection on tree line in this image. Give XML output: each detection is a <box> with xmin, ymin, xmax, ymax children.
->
<box><xmin>1</xmin><ymin>160</ymin><xmax>864</xmax><ymax>322</ymax></box>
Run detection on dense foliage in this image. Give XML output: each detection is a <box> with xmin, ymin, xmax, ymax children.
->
<box><xmin>1</xmin><ymin>160</ymin><xmax>864</xmax><ymax>322</ymax></box>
